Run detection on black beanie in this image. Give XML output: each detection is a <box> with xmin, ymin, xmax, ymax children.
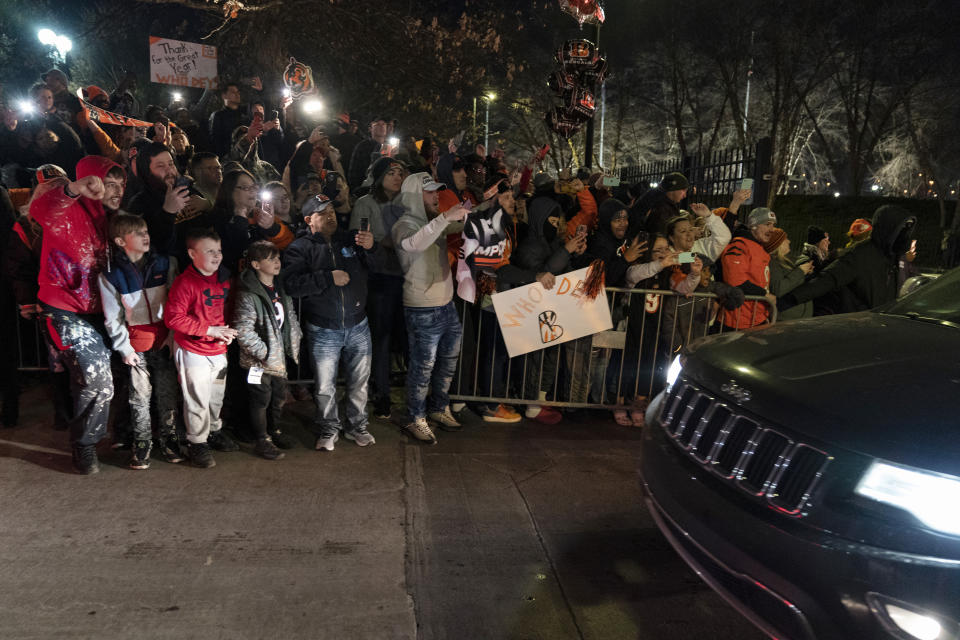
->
<box><xmin>660</xmin><ymin>172</ymin><xmax>689</xmax><ymax>192</ymax></box>
<box><xmin>806</xmin><ymin>225</ymin><xmax>828</xmax><ymax>245</ymax></box>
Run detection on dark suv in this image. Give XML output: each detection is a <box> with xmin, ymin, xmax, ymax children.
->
<box><xmin>639</xmin><ymin>267</ymin><xmax>960</xmax><ymax>640</ymax></box>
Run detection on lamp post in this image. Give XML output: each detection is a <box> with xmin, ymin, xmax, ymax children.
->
<box><xmin>37</xmin><ymin>28</ymin><xmax>72</xmax><ymax>62</ymax></box>
<box><xmin>483</xmin><ymin>92</ymin><xmax>496</xmax><ymax>154</ymax></box>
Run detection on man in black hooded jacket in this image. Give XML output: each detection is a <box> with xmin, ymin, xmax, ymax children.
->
<box><xmin>779</xmin><ymin>205</ymin><xmax>916</xmax><ymax>314</ymax></box>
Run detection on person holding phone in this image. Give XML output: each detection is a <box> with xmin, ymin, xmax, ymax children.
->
<box><xmin>765</xmin><ymin>228</ymin><xmax>814</xmax><ymax>320</ymax></box>
<box><xmin>349</xmin><ymin>157</ymin><xmax>407</xmax><ymax>419</ymax></box>
<box><xmin>779</xmin><ymin>206</ymin><xmax>917</xmax><ymax>315</ymax></box>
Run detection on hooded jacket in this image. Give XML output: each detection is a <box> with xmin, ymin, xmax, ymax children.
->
<box><xmin>282</xmin><ymin>228</ymin><xmax>369</xmax><ymax>330</ymax></box>
<box><xmin>783</xmin><ymin>205</ymin><xmax>915</xmax><ymax>313</ymax></box>
<box><xmin>392</xmin><ymin>172</ymin><xmax>464</xmax><ymax>307</ymax></box>
<box><xmin>232</xmin><ymin>267</ymin><xmax>302</xmax><ymax>377</ymax></box>
<box><xmin>581</xmin><ymin>199</ymin><xmax>632</xmax><ymax>287</ymax></box>
<box><xmin>99</xmin><ymin>249</ymin><xmax>176</xmax><ymax>357</ymax></box>
<box><xmin>31</xmin><ymin>155</ymin><xmax>122</xmax><ymax>314</ymax></box>
<box><xmin>507</xmin><ymin>196</ymin><xmax>572</xmax><ymax>282</ymax></box>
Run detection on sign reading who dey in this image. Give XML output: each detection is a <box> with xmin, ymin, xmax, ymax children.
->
<box><xmin>491</xmin><ymin>266</ymin><xmax>613</xmax><ymax>358</ymax></box>
<box><xmin>149</xmin><ymin>36</ymin><xmax>218</xmax><ymax>89</ymax></box>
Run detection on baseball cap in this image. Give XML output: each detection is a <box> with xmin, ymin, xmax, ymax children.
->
<box><xmin>411</xmin><ymin>172</ymin><xmax>446</xmax><ymax>192</ymax></box>
<box><xmin>301</xmin><ymin>194</ymin><xmax>333</xmax><ymax>217</ymax></box>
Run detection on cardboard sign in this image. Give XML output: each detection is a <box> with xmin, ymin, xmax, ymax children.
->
<box><xmin>149</xmin><ymin>36</ymin><xmax>218</xmax><ymax>89</ymax></box>
<box><xmin>491</xmin><ymin>266</ymin><xmax>613</xmax><ymax>357</ymax></box>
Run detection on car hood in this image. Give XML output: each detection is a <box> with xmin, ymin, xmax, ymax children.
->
<box><xmin>684</xmin><ymin>312</ymin><xmax>960</xmax><ymax>476</ymax></box>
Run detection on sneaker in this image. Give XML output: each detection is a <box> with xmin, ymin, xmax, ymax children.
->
<box><xmin>72</xmin><ymin>444</ymin><xmax>100</xmax><ymax>475</ymax></box>
<box><xmin>526</xmin><ymin>405</ymin><xmax>563</xmax><ymax>425</ymax></box>
<box><xmin>188</xmin><ymin>442</ymin><xmax>216</xmax><ymax>468</ymax></box>
<box><xmin>405</xmin><ymin>417</ymin><xmax>437</xmax><ymax>444</ymax></box>
<box><xmin>451</xmin><ymin>402</ymin><xmax>466</xmax><ymax>413</ymax></box>
<box><xmin>155</xmin><ymin>435</ymin><xmax>185</xmax><ymax>463</ymax></box>
<box><xmin>129</xmin><ymin>440</ymin><xmax>152</xmax><ymax>470</ymax></box>
<box><xmin>480</xmin><ymin>404</ymin><xmax>522</xmax><ymax>423</ymax></box>
<box><xmin>373</xmin><ymin>397</ymin><xmax>392</xmax><ymax>419</ymax></box>
<box><xmin>344</xmin><ymin>428</ymin><xmax>376</xmax><ymax>447</ymax></box>
<box><xmin>429</xmin><ymin>407</ymin><xmax>463</xmax><ymax>432</ymax></box>
<box><xmin>315</xmin><ymin>431</ymin><xmax>339</xmax><ymax>452</ymax></box>
<box><xmin>255</xmin><ymin>437</ymin><xmax>285</xmax><ymax>460</ymax></box>
<box><xmin>208</xmin><ymin>430</ymin><xmax>239</xmax><ymax>452</ymax></box>
<box><xmin>269</xmin><ymin>430</ymin><xmax>298</xmax><ymax>450</ymax></box>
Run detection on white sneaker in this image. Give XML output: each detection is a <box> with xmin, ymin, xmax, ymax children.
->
<box><xmin>429</xmin><ymin>407</ymin><xmax>462</xmax><ymax>431</ymax></box>
<box><xmin>451</xmin><ymin>402</ymin><xmax>466</xmax><ymax>413</ymax></box>
<box><xmin>405</xmin><ymin>417</ymin><xmax>437</xmax><ymax>443</ymax></box>
<box><xmin>315</xmin><ymin>432</ymin><xmax>339</xmax><ymax>451</ymax></box>
<box><xmin>344</xmin><ymin>428</ymin><xmax>376</xmax><ymax>447</ymax></box>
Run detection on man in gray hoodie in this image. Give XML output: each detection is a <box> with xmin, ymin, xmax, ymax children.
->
<box><xmin>391</xmin><ymin>173</ymin><xmax>469</xmax><ymax>443</ymax></box>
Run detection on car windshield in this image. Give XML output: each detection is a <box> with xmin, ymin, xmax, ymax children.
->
<box><xmin>883</xmin><ymin>267</ymin><xmax>960</xmax><ymax>326</ymax></box>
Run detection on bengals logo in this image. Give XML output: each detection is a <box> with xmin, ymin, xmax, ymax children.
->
<box><xmin>283</xmin><ymin>57</ymin><xmax>317</xmax><ymax>98</ymax></box>
<box><xmin>538</xmin><ymin>310</ymin><xmax>564</xmax><ymax>344</ymax></box>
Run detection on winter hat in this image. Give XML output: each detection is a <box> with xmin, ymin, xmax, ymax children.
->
<box><xmin>30</xmin><ymin>163</ymin><xmax>67</xmax><ymax>187</ymax></box>
<box><xmin>747</xmin><ymin>207</ymin><xmax>777</xmax><ymax>228</ymax></box>
<box><xmin>41</xmin><ymin>68</ymin><xmax>68</xmax><ymax>86</ymax></box>
<box><xmin>712</xmin><ymin>282</ymin><xmax>745</xmax><ymax>310</ymax></box>
<box><xmin>847</xmin><ymin>218</ymin><xmax>872</xmax><ymax>237</ymax></box>
<box><xmin>533</xmin><ymin>172</ymin><xmax>555</xmax><ymax>190</ymax></box>
<box><xmin>763</xmin><ymin>228</ymin><xmax>788</xmax><ymax>253</ymax></box>
<box><xmin>369</xmin><ymin>156</ymin><xmax>402</xmax><ymax>186</ymax></box>
<box><xmin>806</xmin><ymin>225</ymin><xmax>828</xmax><ymax>245</ymax></box>
<box><xmin>660</xmin><ymin>172</ymin><xmax>689</xmax><ymax>192</ymax></box>
<box><xmin>83</xmin><ymin>85</ymin><xmax>108</xmax><ymax>103</ymax></box>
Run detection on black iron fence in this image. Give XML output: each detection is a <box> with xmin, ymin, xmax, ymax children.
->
<box><xmin>619</xmin><ymin>138</ymin><xmax>773</xmax><ymax>212</ymax></box>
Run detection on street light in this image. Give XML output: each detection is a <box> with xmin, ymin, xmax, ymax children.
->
<box><xmin>37</xmin><ymin>28</ymin><xmax>72</xmax><ymax>60</ymax></box>
<box><xmin>483</xmin><ymin>92</ymin><xmax>496</xmax><ymax>153</ymax></box>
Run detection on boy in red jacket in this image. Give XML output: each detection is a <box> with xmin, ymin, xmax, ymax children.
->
<box><xmin>165</xmin><ymin>229</ymin><xmax>238</xmax><ymax>468</ymax></box>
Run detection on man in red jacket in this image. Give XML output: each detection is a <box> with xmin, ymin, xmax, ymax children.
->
<box><xmin>165</xmin><ymin>228</ymin><xmax>238</xmax><ymax>468</ymax></box>
<box><xmin>720</xmin><ymin>207</ymin><xmax>778</xmax><ymax>329</ymax></box>
<box><xmin>32</xmin><ymin>156</ymin><xmax>121</xmax><ymax>474</ymax></box>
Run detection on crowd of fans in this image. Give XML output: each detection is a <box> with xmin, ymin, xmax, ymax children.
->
<box><xmin>0</xmin><ymin>69</ymin><xmax>920</xmax><ymax>473</ymax></box>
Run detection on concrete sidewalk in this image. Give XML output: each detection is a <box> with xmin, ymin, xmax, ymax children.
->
<box><xmin>0</xmin><ymin>382</ymin><xmax>762</xmax><ymax>639</ymax></box>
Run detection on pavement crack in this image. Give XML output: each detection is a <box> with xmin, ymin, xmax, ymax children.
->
<box><xmin>511</xmin><ymin>474</ymin><xmax>587</xmax><ymax>640</ymax></box>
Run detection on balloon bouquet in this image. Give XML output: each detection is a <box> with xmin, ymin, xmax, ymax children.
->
<box><xmin>545</xmin><ymin>1</ymin><xmax>608</xmax><ymax>138</ymax></box>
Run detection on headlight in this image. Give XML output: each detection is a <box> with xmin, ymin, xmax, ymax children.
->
<box><xmin>856</xmin><ymin>461</ymin><xmax>960</xmax><ymax>536</ymax></box>
<box><xmin>665</xmin><ymin>355</ymin><xmax>683</xmax><ymax>388</ymax></box>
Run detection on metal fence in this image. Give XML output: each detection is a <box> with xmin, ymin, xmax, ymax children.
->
<box><xmin>448</xmin><ymin>287</ymin><xmax>775</xmax><ymax>410</ymax></box>
<box><xmin>13</xmin><ymin>288</ymin><xmax>774</xmax><ymax>412</ymax></box>
<box><xmin>619</xmin><ymin>138</ymin><xmax>773</xmax><ymax>210</ymax></box>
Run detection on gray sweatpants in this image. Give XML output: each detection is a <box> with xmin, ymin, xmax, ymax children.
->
<box><xmin>129</xmin><ymin>347</ymin><xmax>178</xmax><ymax>442</ymax></box>
<box><xmin>174</xmin><ymin>346</ymin><xmax>227</xmax><ymax>444</ymax></box>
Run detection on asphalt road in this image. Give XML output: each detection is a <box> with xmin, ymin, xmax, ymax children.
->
<box><xmin>0</xmin><ymin>381</ymin><xmax>765</xmax><ymax>640</ymax></box>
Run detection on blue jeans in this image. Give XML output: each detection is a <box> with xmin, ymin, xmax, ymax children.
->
<box><xmin>307</xmin><ymin>318</ymin><xmax>372</xmax><ymax>437</ymax></box>
<box><xmin>404</xmin><ymin>302</ymin><xmax>462</xmax><ymax>420</ymax></box>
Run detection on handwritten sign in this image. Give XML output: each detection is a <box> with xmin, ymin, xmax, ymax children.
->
<box><xmin>491</xmin><ymin>266</ymin><xmax>613</xmax><ymax>357</ymax></box>
<box><xmin>149</xmin><ymin>36</ymin><xmax>218</xmax><ymax>89</ymax></box>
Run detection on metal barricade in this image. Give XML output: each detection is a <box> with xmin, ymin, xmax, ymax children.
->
<box><xmin>14</xmin><ymin>290</ymin><xmax>775</xmax><ymax>413</ymax></box>
<box><xmin>449</xmin><ymin>287</ymin><xmax>776</xmax><ymax>410</ymax></box>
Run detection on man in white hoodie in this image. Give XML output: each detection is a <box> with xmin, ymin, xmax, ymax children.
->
<box><xmin>391</xmin><ymin>173</ymin><xmax>469</xmax><ymax>443</ymax></box>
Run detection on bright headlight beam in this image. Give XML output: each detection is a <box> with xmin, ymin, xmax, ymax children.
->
<box><xmin>666</xmin><ymin>355</ymin><xmax>683</xmax><ymax>388</ymax></box>
<box><xmin>856</xmin><ymin>461</ymin><xmax>960</xmax><ymax>536</ymax></box>
<box><xmin>884</xmin><ymin>604</ymin><xmax>942</xmax><ymax>640</ymax></box>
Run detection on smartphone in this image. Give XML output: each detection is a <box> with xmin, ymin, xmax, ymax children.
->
<box><xmin>603</xmin><ymin>176</ymin><xmax>621</xmax><ymax>187</ymax></box>
<box><xmin>678</xmin><ymin>252</ymin><xmax>696</xmax><ymax>264</ymax></box>
<box><xmin>268</xmin><ymin>109</ymin><xmax>278</xmax><ymax>121</ymax></box>
<box><xmin>262</xmin><ymin>201</ymin><xmax>274</xmax><ymax>216</ymax></box>
<box><xmin>741</xmin><ymin>178</ymin><xmax>754</xmax><ymax>191</ymax></box>
<box><xmin>173</xmin><ymin>175</ymin><xmax>191</xmax><ymax>190</ymax></box>
<box><xmin>360</xmin><ymin>217</ymin><xmax>370</xmax><ymax>232</ymax></box>
<box><xmin>576</xmin><ymin>224</ymin><xmax>587</xmax><ymax>237</ymax></box>
<box><xmin>252</xmin><ymin>111</ymin><xmax>263</xmax><ymax>126</ymax></box>
<box><xmin>635</xmin><ymin>230</ymin><xmax>649</xmax><ymax>246</ymax></box>
<box><xmin>910</xmin><ymin>239</ymin><xmax>917</xmax><ymax>253</ymax></box>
